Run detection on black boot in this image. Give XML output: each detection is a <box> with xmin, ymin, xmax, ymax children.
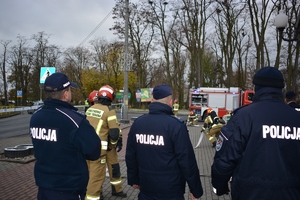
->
<box><xmin>100</xmin><ymin>192</ymin><xmax>104</xmax><ymax>200</ymax></box>
<box><xmin>112</xmin><ymin>191</ymin><xmax>127</xmax><ymax>198</ymax></box>
<box><xmin>111</xmin><ymin>185</ymin><xmax>127</xmax><ymax>198</ymax></box>
<box><xmin>212</xmin><ymin>141</ymin><xmax>216</xmax><ymax>148</ymax></box>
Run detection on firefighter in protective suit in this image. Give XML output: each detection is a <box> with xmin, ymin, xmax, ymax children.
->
<box><xmin>187</xmin><ymin>111</ymin><xmax>198</xmax><ymax>125</ymax></box>
<box><xmin>172</xmin><ymin>99</ymin><xmax>179</xmax><ymax>116</ymax></box>
<box><xmin>85</xmin><ymin>86</ymin><xmax>127</xmax><ymax>200</ymax></box>
<box><xmin>202</xmin><ymin>108</ymin><xmax>225</xmax><ymax>148</ymax></box>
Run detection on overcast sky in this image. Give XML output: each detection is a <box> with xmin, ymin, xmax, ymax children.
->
<box><xmin>0</xmin><ymin>0</ymin><xmax>120</xmax><ymax>50</ymax></box>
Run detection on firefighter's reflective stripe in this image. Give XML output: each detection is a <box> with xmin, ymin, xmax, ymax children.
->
<box><xmin>86</xmin><ymin>108</ymin><xmax>104</xmax><ymax>119</ymax></box>
<box><xmin>85</xmin><ymin>194</ymin><xmax>101</xmax><ymax>200</ymax></box>
<box><xmin>108</xmin><ymin>115</ymin><xmax>117</xmax><ymax>121</ymax></box>
<box><xmin>110</xmin><ymin>179</ymin><xmax>122</xmax><ymax>185</ymax></box>
<box><xmin>212</xmin><ymin>124</ymin><xmax>218</xmax><ymax>128</ymax></box>
<box><xmin>111</xmin><ymin>140</ymin><xmax>118</xmax><ymax>145</ymax></box>
<box><xmin>208</xmin><ymin>116</ymin><xmax>213</xmax><ymax>124</ymax></box>
<box><xmin>96</xmin><ymin>120</ymin><xmax>103</xmax><ymax>136</ymax></box>
<box><xmin>101</xmin><ymin>141</ymin><xmax>108</xmax><ymax>150</ymax></box>
<box><xmin>208</xmin><ymin>136</ymin><xmax>215</xmax><ymax>142</ymax></box>
<box><xmin>173</xmin><ymin>104</ymin><xmax>179</xmax><ymax>111</ymax></box>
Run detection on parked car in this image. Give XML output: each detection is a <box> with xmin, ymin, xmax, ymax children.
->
<box><xmin>27</xmin><ymin>100</ymin><xmax>44</xmax><ymax>114</ymax></box>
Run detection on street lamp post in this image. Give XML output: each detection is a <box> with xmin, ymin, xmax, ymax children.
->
<box><xmin>275</xmin><ymin>9</ymin><xmax>300</xmax><ymax>91</ymax></box>
<box><xmin>120</xmin><ymin>0</ymin><xmax>130</xmax><ymax>124</ymax></box>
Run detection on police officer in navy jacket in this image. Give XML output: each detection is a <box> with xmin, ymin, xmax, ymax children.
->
<box><xmin>126</xmin><ymin>84</ymin><xmax>203</xmax><ymax>200</ymax></box>
<box><xmin>30</xmin><ymin>72</ymin><xmax>101</xmax><ymax>200</ymax></box>
<box><xmin>285</xmin><ymin>91</ymin><xmax>300</xmax><ymax>111</ymax></box>
<box><xmin>211</xmin><ymin>67</ymin><xmax>300</xmax><ymax>200</ymax></box>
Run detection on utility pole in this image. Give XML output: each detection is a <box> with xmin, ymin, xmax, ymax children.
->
<box><xmin>121</xmin><ymin>0</ymin><xmax>130</xmax><ymax>123</ymax></box>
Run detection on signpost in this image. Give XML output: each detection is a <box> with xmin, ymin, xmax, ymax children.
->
<box><xmin>116</xmin><ymin>92</ymin><xmax>131</xmax><ymax>99</ymax></box>
<box><xmin>17</xmin><ymin>90</ymin><xmax>22</xmax><ymax>98</ymax></box>
<box><xmin>39</xmin><ymin>67</ymin><xmax>56</xmax><ymax>100</ymax></box>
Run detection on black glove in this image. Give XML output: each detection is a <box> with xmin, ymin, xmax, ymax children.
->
<box><xmin>219</xmin><ymin>118</ymin><xmax>226</xmax><ymax>124</ymax></box>
<box><xmin>211</xmin><ymin>164</ymin><xmax>231</xmax><ymax>196</ymax></box>
<box><xmin>116</xmin><ymin>137</ymin><xmax>123</xmax><ymax>152</ymax></box>
<box><xmin>213</xmin><ymin>185</ymin><xmax>230</xmax><ymax>196</ymax></box>
<box><xmin>214</xmin><ymin>118</ymin><xmax>220</xmax><ymax>124</ymax></box>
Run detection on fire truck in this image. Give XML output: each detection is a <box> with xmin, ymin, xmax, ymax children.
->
<box><xmin>189</xmin><ymin>87</ymin><xmax>254</xmax><ymax>120</ymax></box>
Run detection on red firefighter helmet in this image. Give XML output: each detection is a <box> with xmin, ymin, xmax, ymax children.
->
<box><xmin>88</xmin><ymin>90</ymin><xmax>98</xmax><ymax>103</ymax></box>
<box><xmin>207</xmin><ymin>108</ymin><xmax>213</xmax><ymax>114</ymax></box>
<box><xmin>174</xmin><ymin>99</ymin><xmax>178</xmax><ymax>103</ymax></box>
<box><xmin>98</xmin><ymin>85</ymin><xmax>115</xmax><ymax>101</ymax></box>
<box><xmin>190</xmin><ymin>111</ymin><xmax>195</xmax><ymax>116</ymax></box>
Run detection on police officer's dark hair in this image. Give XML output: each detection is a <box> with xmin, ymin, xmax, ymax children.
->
<box><xmin>45</xmin><ymin>87</ymin><xmax>70</xmax><ymax>100</ymax></box>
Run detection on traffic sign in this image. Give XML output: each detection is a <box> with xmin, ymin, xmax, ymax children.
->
<box><xmin>116</xmin><ymin>92</ymin><xmax>131</xmax><ymax>99</ymax></box>
<box><xmin>17</xmin><ymin>90</ymin><xmax>22</xmax><ymax>98</ymax></box>
<box><xmin>40</xmin><ymin>67</ymin><xmax>56</xmax><ymax>83</ymax></box>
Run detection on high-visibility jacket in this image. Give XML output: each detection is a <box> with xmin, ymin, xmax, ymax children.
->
<box><xmin>173</xmin><ymin>103</ymin><xmax>179</xmax><ymax>111</ymax></box>
<box><xmin>85</xmin><ymin>103</ymin><xmax>122</xmax><ymax>200</ymax></box>
<box><xmin>86</xmin><ymin>103</ymin><xmax>120</xmax><ymax>155</ymax></box>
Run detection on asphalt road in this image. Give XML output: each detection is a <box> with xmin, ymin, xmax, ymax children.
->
<box><xmin>0</xmin><ymin>111</ymin><xmax>31</xmax><ymax>139</ymax></box>
<box><xmin>0</xmin><ymin>109</ymin><xmax>190</xmax><ymax>139</ymax></box>
<box><xmin>0</xmin><ymin>110</ymin><xmax>146</xmax><ymax>139</ymax></box>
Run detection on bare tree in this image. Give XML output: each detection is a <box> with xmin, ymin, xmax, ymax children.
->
<box><xmin>63</xmin><ymin>46</ymin><xmax>93</xmax><ymax>101</ymax></box>
<box><xmin>177</xmin><ymin>0</ymin><xmax>213</xmax><ymax>89</ymax></box>
<box><xmin>0</xmin><ymin>40</ymin><xmax>11</xmax><ymax>105</ymax></box>
<box><xmin>211</xmin><ymin>0</ymin><xmax>247</xmax><ymax>87</ymax></box>
<box><xmin>31</xmin><ymin>32</ymin><xmax>54</xmax><ymax>100</ymax></box>
<box><xmin>89</xmin><ymin>37</ymin><xmax>110</xmax><ymax>74</ymax></box>
<box><xmin>247</xmin><ymin>0</ymin><xmax>277</xmax><ymax>70</ymax></box>
<box><xmin>169</xmin><ymin>30</ymin><xmax>187</xmax><ymax>106</ymax></box>
<box><xmin>112</xmin><ymin>0</ymin><xmax>155</xmax><ymax>89</ymax></box>
<box><xmin>147</xmin><ymin>0</ymin><xmax>179</xmax><ymax>84</ymax></box>
<box><xmin>234</xmin><ymin>30</ymin><xmax>252</xmax><ymax>89</ymax></box>
<box><xmin>7</xmin><ymin>35</ymin><xmax>32</xmax><ymax>105</ymax></box>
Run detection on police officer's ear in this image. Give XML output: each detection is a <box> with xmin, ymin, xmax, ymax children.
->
<box><xmin>61</xmin><ymin>87</ymin><xmax>71</xmax><ymax>101</ymax></box>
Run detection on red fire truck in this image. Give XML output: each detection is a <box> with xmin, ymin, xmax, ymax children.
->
<box><xmin>189</xmin><ymin>87</ymin><xmax>254</xmax><ymax>120</ymax></box>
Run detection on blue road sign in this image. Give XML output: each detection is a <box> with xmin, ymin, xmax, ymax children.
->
<box><xmin>40</xmin><ymin>67</ymin><xmax>56</xmax><ymax>83</ymax></box>
<box><xmin>17</xmin><ymin>90</ymin><xmax>22</xmax><ymax>98</ymax></box>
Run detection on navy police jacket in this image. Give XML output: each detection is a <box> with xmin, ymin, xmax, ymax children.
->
<box><xmin>126</xmin><ymin>102</ymin><xmax>203</xmax><ymax>199</ymax></box>
<box><xmin>288</xmin><ymin>101</ymin><xmax>300</xmax><ymax>111</ymax></box>
<box><xmin>29</xmin><ymin>99</ymin><xmax>100</xmax><ymax>192</ymax></box>
<box><xmin>211</xmin><ymin>87</ymin><xmax>300</xmax><ymax>200</ymax></box>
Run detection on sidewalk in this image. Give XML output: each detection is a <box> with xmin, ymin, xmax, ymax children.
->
<box><xmin>0</xmin><ymin>122</ymin><xmax>231</xmax><ymax>200</ymax></box>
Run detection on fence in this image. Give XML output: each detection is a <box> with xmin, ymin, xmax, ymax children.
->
<box><xmin>0</xmin><ymin>103</ymin><xmax>123</xmax><ymax>114</ymax></box>
<box><xmin>0</xmin><ymin>105</ymin><xmax>16</xmax><ymax>115</ymax></box>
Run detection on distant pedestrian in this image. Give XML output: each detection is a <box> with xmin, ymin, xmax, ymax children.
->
<box><xmin>285</xmin><ymin>90</ymin><xmax>300</xmax><ymax>111</ymax></box>
<box><xmin>172</xmin><ymin>99</ymin><xmax>179</xmax><ymax>116</ymax></box>
<box><xmin>30</xmin><ymin>72</ymin><xmax>101</xmax><ymax>200</ymax></box>
<box><xmin>126</xmin><ymin>84</ymin><xmax>203</xmax><ymax>200</ymax></box>
<box><xmin>211</xmin><ymin>66</ymin><xmax>300</xmax><ymax>199</ymax></box>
